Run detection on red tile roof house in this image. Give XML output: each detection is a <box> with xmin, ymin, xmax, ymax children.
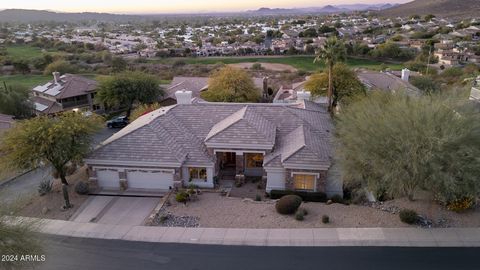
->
<box><xmin>85</xmin><ymin>91</ymin><xmax>342</xmax><ymax>197</ymax></box>
<box><xmin>31</xmin><ymin>72</ymin><xmax>99</xmax><ymax>115</ymax></box>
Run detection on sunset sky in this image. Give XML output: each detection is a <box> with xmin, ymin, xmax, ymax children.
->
<box><xmin>1</xmin><ymin>0</ymin><xmax>412</xmax><ymax>14</ymax></box>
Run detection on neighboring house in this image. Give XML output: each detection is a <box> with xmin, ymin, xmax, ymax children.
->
<box><xmin>85</xmin><ymin>91</ymin><xmax>341</xmax><ymax>197</ymax></box>
<box><xmin>357</xmin><ymin>69</ymin><xmax>421</xmax><ymax>97</ymax></box>
<box><xmin>160</xmin><ymin>76</ymin><xmax>271</xmax><ymax>105</ymax></box>
<box><xmin>31</xmin><ymin>72</ymin><xmax>99</xmax><ymax>115</ymax></box>
<box><xmin>0</xmin><ymin>113</ymin><xmax>14</xmax><ymax>136</ymax></box>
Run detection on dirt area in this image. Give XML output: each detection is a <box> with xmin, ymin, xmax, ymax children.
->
<box><xmin>228</xmin><ymin>62</ymin><xmax>298</xmax><ymax>72</ymax></box>
<box><xmin>163</xmin><ymin>192</ymin><xmax>480</xmax><ymax>229</ymax></box>
<box><xmin>19</xmin><ymin>166</ymin><xmax>90</xmax><ymax>221</ymax></box>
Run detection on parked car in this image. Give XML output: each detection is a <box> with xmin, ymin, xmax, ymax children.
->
<box><xmin>106</xmin><ymin>116</ymin><xmax>129</xmax><ymax>128</ymax></box>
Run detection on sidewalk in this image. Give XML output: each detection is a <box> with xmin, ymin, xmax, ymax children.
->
<box><xmin>20</xmin><ymin>217</ymin><xmax>480</xmax><ymax>247</ymax></box>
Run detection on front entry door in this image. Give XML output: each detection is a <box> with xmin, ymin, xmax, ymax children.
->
<box><xmin>225</xmin><ymin>152</ymin><xmax>236</xmax><ymax>166</ymax></box>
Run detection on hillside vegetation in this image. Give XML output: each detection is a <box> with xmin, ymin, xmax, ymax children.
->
<box><xmin>381</xmin><ymin>0</ymin><xmax>480</xmax><ymax>18</ymax></box>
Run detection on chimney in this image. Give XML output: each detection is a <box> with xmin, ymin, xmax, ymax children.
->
<box><xmin>175</xmin><ymin>90</ymin><xmax>193</xmax><ymax>105</ymax></box>
<box><xmin>401</xmin><ymin>68</ymin><xmax>410</xmax><ymax>82</ymax></box>
<box><xmin>297</xmin><ymin>90</ymin><xmax>311</xmax><ymax>101</ymax></box>
<box><xmin>52</xmin><ymin>72</ymin><xmax>60</xmax><ymax>84</ymax></box>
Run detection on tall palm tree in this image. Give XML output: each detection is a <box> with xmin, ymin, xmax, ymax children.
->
<box><xmin>314</xmin><ymin>36</ymin><xmax>347</xmax><ymax>112</ymax></box>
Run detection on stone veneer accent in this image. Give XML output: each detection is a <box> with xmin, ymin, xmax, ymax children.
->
<box><xmin>285</xmin><ymin>169</ymin><xmax>327</xmax><ymax>192</ymax></box>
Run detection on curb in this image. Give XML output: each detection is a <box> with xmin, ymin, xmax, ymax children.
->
<box><xmin>12</xmin><ymin>216</ymin><xmax>480</xmax><ymax>247</ymax></box>
<box><xmin>0</xmin><ymin>168</ymin><xmax>37</xmax><ymax>188</ymax></box>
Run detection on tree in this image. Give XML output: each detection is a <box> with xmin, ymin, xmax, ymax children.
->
<box><xmin>336</xmin><ymin>91</ymin><xmax>480</xmax><ymax>202</ymax></box>
<box><xmin>111</xmin><ymin>56</ymin><xmax>127</xmax><ymax>73</ymax></box>
<box><xmin>12</xmin><ymin>60</ymin><xmax>30</xmax><ymax>74</ymax></box>
<box><xmin>0</xmin><ymin>83</ymin><xmax>33</xmax><ymax>118</ymax></box>
<box><xmin>43</xmin><ymin>60</ymin><xmax>76</xmax><ymax>75</ymax></box>
<box><xmin>304</xmin><ymin>63</ymin><xmax>365</xmax><ymax>107</ymax></box>
<box><xmin>201</xmin><ymin>66</ymin><xmax>260</xmax><ymax>102</ymax></box>
<box><xmin>314</xmin><ymin>37</ymin><xmax>347</xmax><ymax>112</ymax></box>
<box><xmin>0</xmin><ymin>112</ymin><xmax>103</xmax><ymax>208</ymax></box>
<box><xmin>0</xmin><ymin>201</ymin><xmax>42</xmax><ymax>270</ymax></box>
<box><xmin>410</xmin><ymin>76</ymin><xmax>440</xmax><ymax>94</ymax></box>
<box><xmin>96</xmin><ymin>71</ymin><xmax>163</xmax><ymax>117</ymax></box>
<box><xmin>130</xmin><ymin>103</ymin><xmax>162</xmax><ymax>121</ymax></box>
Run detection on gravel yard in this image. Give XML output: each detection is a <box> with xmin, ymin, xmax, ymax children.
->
<box><xmin>162</xmin><ymin>192</ymin><xmax>480</xmax><ymax>228</ymax></box>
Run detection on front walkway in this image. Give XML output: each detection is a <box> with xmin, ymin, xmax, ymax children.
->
<box><xmin>21</xmin><ymin>217</ymin><xmax>480</xmax><ymax>247</ymax></box>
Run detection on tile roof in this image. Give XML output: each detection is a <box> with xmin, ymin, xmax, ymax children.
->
<box><xmin>357</xmin><ymin>70</ymin><xmax>421</xmax><ymax>97</ymax></box>
<box><xmin>32</xmin><ymin>74</ymin><xmax>97</xmax><ymax>100</ymax></box>
<box><xmin>88</xmin><ymin>101</ymin><xmax>333</xmax><ymax>169</ymax></box>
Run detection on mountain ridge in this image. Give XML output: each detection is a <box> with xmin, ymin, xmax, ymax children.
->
<box><xmin>381</xmin><ymin>0</ymin><xmax>480</xmax><ymax>18</ymax></box>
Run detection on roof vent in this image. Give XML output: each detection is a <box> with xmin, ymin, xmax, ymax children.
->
<box><xmin>175</xmin><ymin>90</ymin><xmax>192</xmax><ymax>105</ymax></box>
<box><xmin>401</xmin><ymin>68</ymin><xmax>410</xmax><ymax>82</ymax></box>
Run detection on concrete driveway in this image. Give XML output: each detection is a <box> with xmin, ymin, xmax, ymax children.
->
<box><xmin>71</xmin><ymin>196</ymin><xmax>160</xmax><ymax>226</ymax></box>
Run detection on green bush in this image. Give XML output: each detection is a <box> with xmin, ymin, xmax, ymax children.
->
<box><xmin>270</xmin><ymin>190</ymin><xmax>327</xmax><ymax>202</ymax></box>
<box><xmin>74</xmin><ymin>181</ymin><xmax>89</xmax><ymax>195</ymax></box>
<box><xmin>175</xmin><ymin>191</ymin><xmax>189</xmax><ymax>203</ymax></box>
<box><xmin>295</xmin><ymin>211</ymin><xmax>305</xmax><ymax>221</ymax></box>
<box><xmin>38</xmin><ymin>180</ymin><xmax>52</xmax><ymax>196</ymax></box>
<box><xmin>399</xmin><ymin>209</ymin><xmax>418</xmax><ymax>224</ymax></box>
<box><xmin>275</xmin><ymin>195</ymin><xmax>302</xmax><ymax>215</ymax></box>
<box><xmin>322</xmin><ymin>215</ymin><xmax>330</xmax><ymax>224</ymax></box>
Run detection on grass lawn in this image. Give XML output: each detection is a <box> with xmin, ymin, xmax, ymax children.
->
<box><xmin>0</xmin><ymin>74</ymin><xmax>51</xmax><ymax>89</ymax></box>
<box><xmin>5</xmin><ymin>45</ymin><xmax>44</xmax><ymax>61</ymax></box>
<box><xmin>149</xmin><ymin>56</ymin><xmax>403</xmax><ymax>72</ymax></box>
<box><xmin>0</xmin><ymin>73</ymin><xmax>99</xmax><ymax>89</ymax></box>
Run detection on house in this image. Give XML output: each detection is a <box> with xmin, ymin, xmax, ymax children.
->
<box><xmin>160</xmin><ymin>76</ymin><xmax>271</xmax><ymax>105</ymax></box>
<box><xmin>32</xmin><ymin>72</ymin><xmax>99</xmax><ymax>115</ymax></box>
<box><xmin>0</xmin><ymin>113</ymin><xmax>14</xmax><ymax>136</ymax></box>
<box><xmin>85</xmin><ymin>91</ymin><xmax>341</xmax><ymax>196</ymax></box>
<box><xmin>357</xmin><ymin>69</ymin><xmax>421</xmax><ymax>97</ymax></box>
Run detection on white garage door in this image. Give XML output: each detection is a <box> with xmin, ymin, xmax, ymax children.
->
<box><xmin>96</xmin><ymin>169</ymin><xmax>120</xmax><ymax>189</ymax></box>
<box><xmin>127</xmin><ymin>170</ymin><xmax>173</xmax><ymax>190</ymax></box>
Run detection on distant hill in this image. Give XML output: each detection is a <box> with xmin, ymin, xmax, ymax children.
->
<box><xmin>381</xmin><ymin>0</ymin><xmax>480</xmax><ymax>18</ymax></box>
<box><xmin>0</xmin><ymin>9</ymin><xmax>143</xmax><ymax>22</ymax></box>
<box><xmin>250</xmin><ymin>3</ymin><xmax>395</xmax><ymax>15</ymax></box>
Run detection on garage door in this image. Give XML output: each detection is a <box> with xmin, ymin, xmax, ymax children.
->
<box><xmin>127</xmin><ymin>170</ymin><xmax>173</xmax><ymax>190</ymax></box>
<box><xmin>96</xmin><ymin>169</ymin><xmax>120</xmax><ymax>189</ymax></box>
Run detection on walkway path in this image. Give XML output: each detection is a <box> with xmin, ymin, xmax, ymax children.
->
<box><xmin>21</xmin><ymin>217</ymin><xmax>480</xmax><ymax>247</ymax></box>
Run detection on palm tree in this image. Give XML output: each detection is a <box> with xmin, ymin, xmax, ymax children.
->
<box><xmin>314</xmin><ymin>37</ymin><xmax>347</xmax><ymax>112</ymax></box>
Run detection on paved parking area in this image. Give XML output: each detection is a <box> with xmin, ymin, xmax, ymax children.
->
<box><xmin>72</xmin><ymin>196</ymin><xmax>160</xmax><ymax>226</ymax></box>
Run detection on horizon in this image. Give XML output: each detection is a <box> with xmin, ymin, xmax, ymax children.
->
<box><xmin>0</xmin><ymin>0</ymin><xmax>412</xmax><ymax>14</ymax></box>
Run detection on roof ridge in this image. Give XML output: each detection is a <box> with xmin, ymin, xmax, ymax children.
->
<box><xmin>205</xmin><ymin>106</ymin><xmax>246</xmax><ymax>141</ymax></box>
<box><xmin>145</xmin><ymin>121</ymin><xmax>186</xmax><ymax>163</ymax></box>
<box><xmin>280</xmin><ymin>125</ymin><xmax>306</xmax><ymax>163</ymax></box>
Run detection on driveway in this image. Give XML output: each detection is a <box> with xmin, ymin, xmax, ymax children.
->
<box><xmin>71</xmin><ymin>196</ymin><xmax>160</xmax><ymax>226</ymax></box>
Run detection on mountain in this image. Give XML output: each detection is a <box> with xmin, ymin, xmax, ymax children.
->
<box><xmin>381</xmin><ymin>0</ymin><xmax>480</xmax><ymax>18</ymax></box>
<box><xmin>0</xmin><ymin>9</ymin><xmax>144</xmax><ymax>22</ymax></box>
<box><xmin>250</xmin><ymin>3</ymin><xmax>395</xmax><ymax>15</ymax></box>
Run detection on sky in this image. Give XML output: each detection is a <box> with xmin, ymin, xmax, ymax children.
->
<box><xmin>1</xmin><ymin>0</ymin><xmax>412</xmax><ymax>14</ymax></box>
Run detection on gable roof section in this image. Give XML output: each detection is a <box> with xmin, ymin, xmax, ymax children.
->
<box><xmin>204</xmin><ymin>106</ymin><xmax>276</xmax><ymax>149</ymax></box>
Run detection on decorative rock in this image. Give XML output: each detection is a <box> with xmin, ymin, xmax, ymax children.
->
<box><xmin>41</xmin><ymin>207</ymin><xmax>49</xmax><ymax>215</ymax></box>
<box><xmin>326</xmin><ymin>200</ymin><xmax>333</xmax><ymax>205</ymax></box>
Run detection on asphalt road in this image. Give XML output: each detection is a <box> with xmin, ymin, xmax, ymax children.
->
<box><xmin>0</xmin><ymin>127</ymin><xmax>118</xmax><ymax>203</ymax></box>
<box><xmin>32</xmin><ymin>235</ymin><xmax>479</xmax><ymax>270</ymax></box>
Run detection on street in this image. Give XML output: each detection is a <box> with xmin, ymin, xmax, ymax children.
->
<box><xmin>34</xmin><ymin>235</ymin><xmax>479</xmax><ymax>270</ymax></box>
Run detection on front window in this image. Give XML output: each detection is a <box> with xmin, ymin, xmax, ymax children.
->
<box><xmin>245</xmin><ymin>153</ymin><xmax>263</xmax><ymax>168</ymax></box>
<box><xmin>189</xmin><ymin>167</ymin><xmax>207</xmax><ymax>182</ymax></box>
<box><xmin>293</xmin><ymin>174</ymin><xmax>316</xmax><ymax>191</ymax></box>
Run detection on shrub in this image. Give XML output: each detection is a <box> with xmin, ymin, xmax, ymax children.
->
<box><xmin>295</xmin><ymin>211</ymin><xmax>305</xmax><ymax>221</ymax></box>
<box><xmin>447</xmin><ymin>197</ymin><xmax>475</xmax><ymax>212</ymax></box>
<box><xmin>38</xmin><ymin>180</ymin><xmax>52</xmax><ymax>196</ymax></box>
<box><xmin>330</xmin><ymin>194</ymin><xmax>344</xmax><ymax>204</ymax></box>
<box><xmin>175</xmin><ymin>191</ymin><xmax>189</xmax><ymax>203</ymax></box>
<box><xmin>255</xmin><ymin>194</ymin><xmax>262</xmax><ymax>201</ymax></box>
<box><xmin>270</xmin><ymin>190</ymin><xmax>327</xmax><ymax>202</ymax></box>
<box><xmin>399</xmin><ymin>209</ymin><xmax>418</xmax><ymax>224</ymax></box>
<box><xmin>74</xmin><ymin>181</ymin><xmax>89</xmax><ymax>195</ymax></box>
<box><xmin>322</xmin><ymin>215</ymin><xmax>330</xmax><ymax>224</ymax></box>
<box><xmin>275</xmin><ymin>195</ymin><xmax>302</xmax><ymax>215</ymax></box>
<box><xmin>251</xmin><ymin>63</ymin><xmax>263</xmax><ymax>70</ymax></box>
